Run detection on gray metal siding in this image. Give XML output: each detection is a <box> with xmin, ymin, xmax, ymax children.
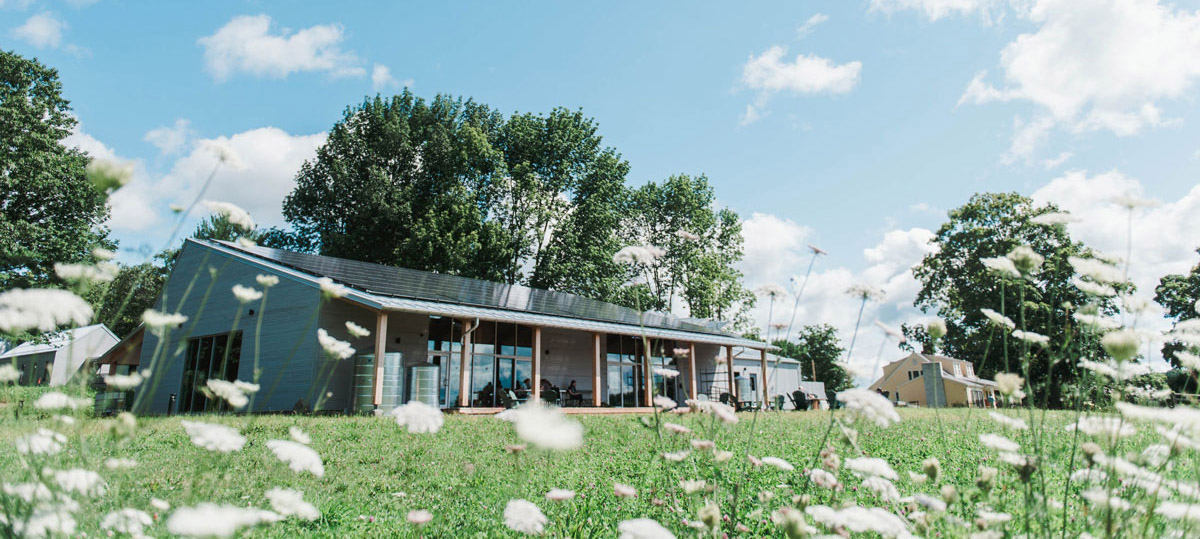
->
<box><xmin>135</xmin><ymin>242</ymin><xmax>322</xmax><ymax>414</ymax></box>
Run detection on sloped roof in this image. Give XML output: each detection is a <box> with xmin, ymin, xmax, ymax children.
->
<box><xmin>200</xmin><ymin>240</ymin><xmax>767</xmax><ymax>349</ymax></box>
<box><xmin>0</xmin><ymin>324</ymin><xmax>115</xmax><ymax>359</ymax></box>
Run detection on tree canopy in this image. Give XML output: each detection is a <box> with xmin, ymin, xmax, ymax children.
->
<box><xmin>910</xmin><ymin>192</ymin><xmax>1117</xmax><ymax>407</ymax></box>
<box><xmin>0</xmin><ymin>50</ymin><xmax>112</xmax><ymax>290</ymax></box>
<box><xmin>1156</xmin><ymin>247</ymin><xmax>1200</xmax><ymax>368</ymax></box>
<box><xmin>771</xmin><ymin>324</ymin><xmax>852</xmax><ymax>392</ymax></box>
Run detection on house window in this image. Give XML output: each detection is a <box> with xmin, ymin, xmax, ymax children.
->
<box><xmin>965</xmin><ymin>365</ymin><xmax>974</xmax><ymax>377</ymax></box>
<box><xmin>953</xmin><ymin>364</ymin><xmax>962</xmax><ymax>377</ymax></box>
<box><xmin>907</xmin><ymin>370</ymin><xmax>921</xmax><ymax>380</ymax></box>
<box><xmin>606</xmin><ymin>336</ymin><xmax>680</xmax><ymax>407</ymax></box>
<box><xmin>179</xmin><ymin>332</ymin><xmax>242</xmax><ymax>413</ymax></box>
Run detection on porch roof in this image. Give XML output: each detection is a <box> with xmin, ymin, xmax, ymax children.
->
<box><xmin>200</xmin><ymin>240</ymin><xmax>768</xmax><ymax>350</ymax></box>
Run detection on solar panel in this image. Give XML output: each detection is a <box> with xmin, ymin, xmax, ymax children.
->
<box><xmin>214</xmin><ymin>240</ymin><xmax>733</xmax><ymax>337</ymax></box>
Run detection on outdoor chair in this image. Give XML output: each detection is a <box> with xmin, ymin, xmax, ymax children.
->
<box><xmin>505</xmin><ymin>390</ymin><xmax>528</xmax><ymax>408</ymax></box>
<box><xmin>790</xmin><ymin>390</ymin><xmax>809</xmax><ymax>411</ymax></box>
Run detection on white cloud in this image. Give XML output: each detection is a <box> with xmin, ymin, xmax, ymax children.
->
<box><xmin>1041</xmin><ymin>151</ymin><xmax>1072</xmax><ymax>170</ymax></box>
<box><xmin>738</xmin><ymin>212</ymin><xmax>936</xmax><ymax>384</ymax></box>
<box><xmin>795</xmin><ymin>13</ymin><xmax>829</xmax><ymax>38</ymax></box>
<box><xmin>198</xmin><ymin>14</ymin><xmax>366</xmax><ymax>81</ymax></box>
<box><xmin>62</xmin><ymin>122</ymin><xmax>160</xmax><ymax>232</ymax></box>
<box><xmin>1003</xmin><ymin>115</ymin><xmax>1055</xmax><ymax>164</ymax></box>
<box><xmin>13</xmin><ymin>12</ymin><xmax>64</xmax><ymax>48</ymax></box>
<box><xmin>143</xmin><ymin>119</ymin><xmax>193</xmax><ymax>155</ymax></box>
<box><xmin>1032</xmin><ymin>169</ymin><xmax>1200</xmax><ymax>368</ymax></box>
<box><xmin>742</xmin><ymin>46</ymin><xmax>861</xmax><ymax>95</ymax></box>
<box><xmin>964</xmin><ymin>0</ymin><xmax>1200</xmax><ymax>157</ymax></box>
<box><xmin>870</xmin><ymin>0</ymin><xmax>1001</xmax><ymax>22</ymax></box>
<box><xmin>909</xmin><ymin>202</ymin><xmax>941</xmax><ymax>216</ymax></box>
<box><xmin>371</xmin><ymin>63</ymin><xmax>411</xmax><ymax>92</ymax></box>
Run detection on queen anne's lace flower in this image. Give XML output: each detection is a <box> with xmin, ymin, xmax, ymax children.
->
<box><xmin>545</xmin><ymin>488</ymin><xmax>575</xmax><ymax>501</ymax></box>
<box><xmin>618</xmin><ymin>518</ymin><xmax>676</xmax><ymax>539</ymax></box>
<box><xmin>503</xmin><ymin>499</ymin><xmax>547</xmax><ymax>535</ymax></box>
<box><xmin>206</xmin><ymin>379</ymin><xmax>256</xmax><ymax>408</ymax></box>
<box><xmin>181</xmin><ymin>421</ymin><xmax>246</xmax><ymax>453</ymax></box>
<box><xmin>317</xmin><ymin>328</ymin><xmax>355</xmax><ymax>359</ymax></box>
<box><xmin>390</xmin><ymin>401</ymin><xmax>445</xmax><ymax>434</ymax></box>
<box><xmin>51</xmin><ymin>469</ymin><xmax>107</xmax><ymax>497</ymax></box>
<box><xmin>0</xmin><ymin>288</ymin><xmax>93</xmax><ymax>333</ymax></box>
<box><xmin>979</xmin><ymin>433</ymin><xmax>1020</xmax><ymax>452</ymax></box>
<box><xmin>496</xmin><ymin>402</ymin><xmax>581</xmax><ymax>450</ymax></box>
<box><xmin>266</xmin><ymin>440</ymin><xmax>325</xmax><ymax>477</ymax></box>
<box><xmin>407</xmin><ymin>509</ymin><xmax>433</xmax><ymax>525</ymax></box>
<box><xmin>166</xmin><ymin>503</ymin><xmax>281</xmax><ymax>537</ymax></box>
<box><xmin>837</xmin><ymin>389</ymin><xmax>900</xmax><ymax>428</ymax></box>
<box><xmin>844</xmin><ymin>457</ymin><xmax>898</xmax><ymax>480</ymax></box>
<box><xmin>203</xmin><ymin>200</ymin><xmax>255</xmax><ymax>230</ymax></box>
<box><xmin>266</xmin><ymin>487</ymin><xmax>320</xmax><ymax>520</ymax></box>
<box><xmin>345</xmin><ymin>321</ymin><xmax>371</xmax><ymax>338</ymax></box>
<box><xmin>1012</xmin><ymin>330</ymin><xmax>1050</xmax><ymax>347</ymax></box>
<box><xmin>317</xmin><ymin>277</ymin><xmax>347</xmax><ymax>298</ymax></box>
<box><xmin>34</xmin><ymin>392</ymin><xmax>88</xmax><ymax>411</ymax></box>
<box><xmin>142</xmin><ymin>309</ymin><xmax>187</xmax><ymax>335</ymax></box>
<box><xmin>613</xmin><ymin>245</ymin><xmax>665</xmax><ymax>265</ymax></box>
<box><xmin>761</xmin><ymin>456</ymin><xmax>795</xmax><ymax>471</ymax></box>
<box><xmin>16</xmin><ymin>428</ymin><xmax>67</xmax><ymax>455</ymax></box>
<box><xmin>256</xmin><ymin>274</ymin><xmax>279</xmax><ymax>287</ymax></box>
<box><xmin>981</xmin><ymin>308</ymin><xmax>1015</xmax><ymax>330</ymax></box>
<box><xmin>232</xmin><ymin>284</ymin><xmax>263</xmax><ymax>303</ymax></box>
<box><xmin>101</xmin><ymin>508</ymin><xmax>153</xmax><ymax>536</ymax></box>
<box><xmin>981</xmin><ymin>256</ymin><xmax>1020</xmax><ymax>278</ymax></box>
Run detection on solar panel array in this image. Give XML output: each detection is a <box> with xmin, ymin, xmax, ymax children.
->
<box><xmin>216</xmin><ymin>241</ymin><xmax>733</xmax><ymax>336</ymax></box>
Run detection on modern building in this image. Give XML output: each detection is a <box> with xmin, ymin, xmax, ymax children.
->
<box><xmin>869</xmin><ymin>352</ymin><xmax>999</xmax><ymax>408</ymax></box>
<box><xmin>730</xmin><ymin>349</ymin><xmax>828</xmax><ymax>409</ymax></box>
<box><xmin>0</xmin><ymin>324</ymin><xmax>119</xmax><ymax>386</ymax></box>
<box><xmin>134</xmin><ymin>239</ymin><xmax>770</xmax><ymax>415</ymax></box>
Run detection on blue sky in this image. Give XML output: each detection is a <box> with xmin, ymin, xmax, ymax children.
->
<box><xmin>7</xmin><ymin>0</ymin><xmax>1200</xmax><ymax>378</ymax></box>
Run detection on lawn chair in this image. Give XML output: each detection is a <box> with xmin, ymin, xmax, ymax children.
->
<box><xmin>789</xmin><ymin>390</ymin><xmax>809</xmax><ymax>411</ymax></box>
<box><xmin>504</xmin><ymin>390</ymin><xmax>528</xmax><ymax>408</ymax></box>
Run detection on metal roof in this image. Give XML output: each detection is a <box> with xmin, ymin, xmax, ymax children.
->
<box><xmin>0</xmin><ymin>324</ymin><xmax>114</xmax><ymax>359</ymax></box>
<box><xmin>199</xmin><ymin>240</ymin><xmax>767</xmax><ymax>349</ymax></box>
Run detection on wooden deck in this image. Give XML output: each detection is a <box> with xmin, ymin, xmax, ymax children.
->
<box><xmin>450</xmin><ymin>406</ymin><xmax>656</xmax><ymax>415</ymax></box>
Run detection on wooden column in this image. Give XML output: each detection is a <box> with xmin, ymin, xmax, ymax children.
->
<box><xmin>457</xmin><ymin>320</ymin><xmax>472</xmax><ymax>408</ymax></box>
<box><xmin>592</xmin><ymin>333</ymin><xmax>603</xmax><ymax>407</ymax></box>
<box><xmin>688</xmin><ymin>342</ymin><xmax>698</xmax><ymax>400</ymax></box>
<box><xmin>642</xmin><ymin>341</ymin><xmax>654</xmax><ymax>407</ymax></box>
<box><xmin>372</xmin><ymin>312</ymin><xmax>389</xmax><ymax>407</ymax></box>
<box><xmin>531</xmin><ymin>327</ymin><xmax>542</xmax><ymax>403</ymax></box>
<box><xmin>760</xmin><ymin>347</ymin><xmax>770</xmax><ymax>409</ymax></box>
<box><xmin>725</xmin><ymin>345</ymin><xmax>736</xmax><ymax>400</ymax></box>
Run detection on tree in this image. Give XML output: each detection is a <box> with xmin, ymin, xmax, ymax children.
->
<box><xmin>619</xmin><ymin>174</ymin><xmax>754</xmax><ymax>328</ymax></box>
<box><xmin>911</xmin><ymin>192</ymin><xmax>1116</xmax><ymax>408</ymax></box>
<box><xmin>95</xmin><ymin>258</ymin><xmax>170</xmax><ymax>338</ymax></box>
<box><xmin>1</xmin><ymin>50</ymin><xmax>112</xmax><ymax>290</ymax></box>
<box><xmin>192</xmin><ymin>214</ymin><xmax>261</xmax><ymax>244</ymax></box>
<box><xmin>772</xmin><ymin>324</ymin><xmax>852</xmax><ymax>392</ymax></box>
<box><xmin>1155</xmin><ymin>247</ymin><xmax>1200</xmax><ymax>367</ymax></box>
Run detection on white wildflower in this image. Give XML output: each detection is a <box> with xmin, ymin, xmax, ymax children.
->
<box><xmin>663</xmin><ymin>450</ymin><xmax>691</xmax><ymax>462</ymax></box>
<box><xmin>1079</xmin><ymin>358</ymin><xmax>1150</xmax><ymax>382</ymax></box>
<box><xmin>761</xmin><ymin>456</ymin><xmax>795</xmax><ymax>471</ymax></box>
<box><xmin>988</xmin><ymin>412</ymin><xmax>1028</xmax><ymax>430</ymax></box>
<box><xmin>653</xmin><ymin>395</ymin><xmax>677</xmax><ymax>409</ymax></box>
<box><xmin>345</xmin><ymin>321</ymin><xmax>371</xmax><ymax>338</ymax></box>
<box><xmin>104</xmin><ymin>458</ymin><xmax>137</xmax><ymax>470</ymax></box>
<box><xmin>1157</xmin><ymin>501</ymin><xmax>1200</xmax><ymax>523</ymax></box>
<box><xmin>844</xmin><ymin>457</ymin><xmax>899</xmax><ymax>480</ymax></box>
<box><xmin>1072</xmin><ymin>277</ymin><xmax>1117</xmax><ymax>297</ymax></box>
<box><xmin>675</xmin><ymin>229</ymin><xmax>700</xmax><ymax>241</ymax></box>
<box><xmin>1031</xmin><ymin>212</ymin><xmax>1074</xmax><ymax>226</ymax></box>
<box><xmin>104</xmin><ymin>370</ymin><xmax>147</xmax><ymax>390</ymax></box>
<box><xmin>201</xmin><ymin>139</ymin><xmax>245</xmax><ymax>169</ymax></box>
<box><xmin>1101</xmin><ymin>330</ymin><xmax>1141</xmax><ymax>362</ymax></box>
<box><xmin>206</xmin><ymin>378</ymin><xmax>252</xmax><ymax>408</ymax></box>
<box><xmin>846</xmin><ymin>284</ymin><xmax>884</xmax><ymax>301</ymax></box>
<box><xmin>266</xmin><ymin>487</ymin><xmax>320</xmax><ymax>520</ymax></box>
<box><xmin>976</xmin><ymin>509</ymin><xmax>1013</xmax><ymax>525</ymax></box>
<box><xmin>34</xmin><ymin>391</ymin><xmax>86</xmax><ymax>411</ymax></box>
<box><xmin>317</xmin><ymin>328</ymin><xmax>355</xmax><ymax>359</ymax></box>
<box><xmin>151</xmin><ymin>498</ymin><xmax>170</xmax><ymax>511</ymax></box>
<box><xmin>614</xmin><ymin>483</ymin><xmax>637</xmax><ymax>498</ymax></box>
<box><xmin>0</xmin><ymin>363</ymin><xmax>19</xmax><ymax>383</ymax></box>
<box><xmin>927</xmin><ymin>318</ymin><xmax>947</xmax><ymax>339</ymax></box>
<box><xmin>757</xmin><ymin>283</ymin><xmax>788</xmax><ymax>298</ymax></box>
<box><xmin>980</xmin><ymin>308</ymin><xmax>1015</xmax><ymax>330</ymax></box>
<box><xmin>1177</xmin><ymin>350</ymin><xmax>1200</xmax><ymax>371</ymax></box>
<box><xmin>1071</xmin><ymin>469</ymin><xmax>1108</xmax><ymax>483</ymax></box>
<box><xmin>503</xmin><ymin>499</ymin><xmax>547</xmax><ymax>535</ymax></box>
<box><xmin>545</xmin><ymin>488</ymin><xmax>575</xmax><ymax>501</ymax></box>
<box><xmin>1011</xmin><ymin>330</ymin><xmax>1049</xmax><ymax>347</ymax></box>
<box><xmin>1069</xmin><ymin>256</ymin><xmax>1124</xmax><ymax>284</ymax></box>
<box><xmin>317</xmin><ymin>277</ymin><xmax>347</xmax><ymax>298</ymax></box>
<box><xmin>181</xmin><ymin>420</ymin><xmax>246</xmax><ymax>453</ymax></box>
<box><xmin>92</xmin><ymin>247</ymin><xmax>117</xmax><ymax>260</ymax></box>
<box><xmin>1067</xmin><ymin>416</ymin><xmax>1136</xmax><ymax>443</ymax></box>
<box><xmin>618</xmin><ymin>518</ymin><xmax>676</xmax><ymax>539</ymax></box>
<box><xmin>266</xmin><ymin>440</ymin><xmax>325</xmax><ymax>477</ymax></box>
<box><xmin>663</xmin><ymin>422</ymin><xmax>692</xmax><ymax>435</ymax></box>
<box><xmin>981</xmin><ymin>256</ymin><xmax>1020</xmax><ymax>278</ymax></box>
<box><xmin>52</xmin><ymin>468</ymin><xmax>106</xmax><ymax>497</ymax></box>
<box><xmin>15</xmin><ymin>428</ymin><xmax>67</xmax><ymax>455</ymax></box>
<box><xmin>679</xmin><ymin>479</ymin><xmax>706</xmax><ymax>493</ymax></box>
<box><xmin>1006</xmin><ymin>245</ymin><xmax>1044</xmax><ymax>275</ymax></box>
<box><xmin>166</xmin><ymin>503</ymin><xmax>281</xmax><ymax>537</ymax></box>
<box><xmin>203</xmin><ymin>200</ymin><xmax>255</xmax><ymax>230</ymax></box>
<box><xmin>101</xmin><ymin>508</ymin><xmax>153</xmax><ymax>536</ymax></box>
<box><xmin>54</xmin><ymin>262</ymin><xmax>118</xmax><ymax>283</ymax></box>
<box><xmin>289</xmin><ymin>426</ymin><xmax>311</xmax><ymax>444</ymax></box>
<box><xmin>837</xmin><ymin>388</ymin><xmax>900</xmax><ymax>428</ymax></box>
<box><xmin>407</xmin><ymin>509</ymin><xmax>433</xmax><ymax>525</ymax></box>
<box><xmin>1111</xmin><ymin>194</ymin><xmax>1159</xmax><ymax>210</ymax></box>
<box><xmin>0</xmin><ymin>288</ymin><xmax>93</xmax><ymax>333</ymax></box>
<box><xmin>1082</xmin><ymin>488</ymin><xmax>1132</xmax><ymax>511</ymax></box>
<box><xmin>808</xmin><ymin>468</ymin><xmax>840</xmax><ymax>489</ymax></box>
<box><xmin>496</xmin><ymin>402</ymin><xmax>581</xmax><ymax>450</ymax></box>
<box><xmin>915</xmin><ymin>493</ymin><xmax>947</xmax><ymax>512</ymax></box>
<box><xmin>805</xmin><ymin>505</ymin><xmax>910</xmax><ymax>537</ymax></box>
<box><xmin>142</xmin><ymin>309</ymin><xmax>187</xmax><ymax>335</ymax></box>
<box><xmin>652</xmin><ymin>367</ymin><xmax>679</xmax><ymax>378</ymax></box>
<box><xmin>613</xmin><ymin>245</ymin><xmax>665</xmax><ymax>265</ymax></box>
<box><xmin>390</xmin><ymin>400</ymin><xmax>445</xmax><ymax>434</ymax></box>
<box><xmin>862</xmin><ymin>476</ymin><xmax>900</xmax><ymax>502</ymax></box>
<box><xmin>691</xmin><ymin>439</ymin><xmax>715</xmax><ymax>451</ymax></box>
<box><xmin>256</xmin><ymin>274</ymin><xmax>279</xmax><ymax>287</ymax></box>
<box><xmin>979</xmin><ymin>433</ymin><xmax>1020</xmax><ymax>452</ymax></box>
<box><xmin>232</xmin><ymin>284</ymin><xmax>263</xmax><ymax>303</ymax></box>
<box><xmin>1074</xmin><ymin>312</ymin><xmax>1120</xmax><ymax>330</ymax></box>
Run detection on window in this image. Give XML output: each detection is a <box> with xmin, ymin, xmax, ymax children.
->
<box><xmin>953</xmin><ymin>364</ymin><xmax>962</xmax><ymax>377</ymax></box>
<box><xmin>179</xmin><ymin>332</ymin><xmax>242</xmax><ymax>413</ymax></box>
<box><xmin>907</xmin><ymin>370</ymin><xmax>921</xmax><ymax>380</ymax></box>
<box><xmin>605</xmin><ymin>336</ymin><xmax>680</xmax><ymax>407</ymax></box>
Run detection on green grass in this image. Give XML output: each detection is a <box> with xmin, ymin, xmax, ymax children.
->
<box><xmin>0</xmin><ymin>405</ymin><xmax>1185</xmax><ymax>537</ymax></box>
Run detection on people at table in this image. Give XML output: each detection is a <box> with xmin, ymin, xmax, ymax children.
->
<box><xmin>565</xmin><ymin>380</ymin><xmax>583</xmax><ymax>403</ymax></box>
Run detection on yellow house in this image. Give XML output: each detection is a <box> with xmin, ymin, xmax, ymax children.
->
<box><xmin>869</xmin><ymin>352</ymin><xmax>999</xmax><ymax>408</ymax></box>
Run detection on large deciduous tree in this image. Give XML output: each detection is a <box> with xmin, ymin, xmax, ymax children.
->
<box><xmin>1</xmin><ymin>50</ymin><xmax>112</xmax><ymax>290</ymax></box>
<box><xmin>1156</xmin><ymin>247</ymin><xmax>1200</xmax><ymax>367</ymax></box>
<box><xmin>772</xmin><ymin>324</ymin><xmax>852</xmax><ymax>392</ymax></box>
<box><xmin>911</xmin><ymin>192</ymin><xmax>1113</xmax><ymax>408</ymax></box>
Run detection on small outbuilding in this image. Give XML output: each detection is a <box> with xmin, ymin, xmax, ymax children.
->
<box><xmin>0</xmin><ymin>324</ymin><xmax>119</xmax><ymax>386</ymax></box>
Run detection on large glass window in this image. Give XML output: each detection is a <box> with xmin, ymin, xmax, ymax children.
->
<box><xmin>605</xmin><ymin>336</ymin><xmax>682</xmax><ymax>407</ymax></box>
<box><xmin>179</xmin><ymin>332</ymin><xmax>242</xmax><ymax>413</ymax></box>
<box><xmin>429</xmin><ymin>319</ymin><xmax>533</xmax><ymax>407</ymax></box>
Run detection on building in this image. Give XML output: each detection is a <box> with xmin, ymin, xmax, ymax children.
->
<box><xmin>134</xmin><ymin>239</ymin><xmax>770</xmax><ymax>415</ymax></box>
<box><xmin>91</xmin><ymin>324</ymin><xmax>146</xmax><ymax>415</ymax></box>
<box><xmin>0</xmin><ymin>324</ymin><xmax>119</xmax><ymax>386</ymax></box>
<box><xmin>869</xmin><ymin>352</ymin><xmax>999</xmax><ymax>408</ymax></box>
<box><xmin>730</xmin><ymin>350</ymin><xmax>828</xmax><ymax>409</ymax></box>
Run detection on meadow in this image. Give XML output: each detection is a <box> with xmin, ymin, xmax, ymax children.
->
<box><xmin>0</xmin><ymin>384</ymin><xmax>1185</xmax><ymax>538</ymax></box>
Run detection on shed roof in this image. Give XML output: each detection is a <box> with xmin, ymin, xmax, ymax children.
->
<box><xmin>200</xmin><ymin>240</ymin><xmax>767</xmax><ymax>350</ymax></box>
<box><xmin>0</xmin><ymin>324</ymin><xmax>115</xmax><ymax>359</ymax></box>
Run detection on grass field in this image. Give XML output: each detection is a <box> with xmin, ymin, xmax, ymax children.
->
<box><xmin>0</xmin><ymin>390</ymin><xmax>1183</xmax><ymax>538</ymax></box>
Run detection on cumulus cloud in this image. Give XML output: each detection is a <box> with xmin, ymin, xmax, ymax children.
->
<box><xmin>144</xmin><ymin>119</ymin><xmax>194</xmax><ymax>155</ymax></box>
<box><xmin>198</xmin><ymin>14</ymin><xmax>366</xmax><ymax>81</ymax></box>
<box><xmin>870</xmin><ymin>0</ymin><xmax>1001</xmax><ymax>22</ymax></box>
<box><xmin>964</xmin><ymin>0</ymin><xmax>1200</xmax><ymax>158</ymax></box>
<box><xmin>13</xmin><ymin>12</ymin><xmax>64</xmax><ymax>48</ymax></box>
<box><xmin>371</xmin><ymin>64</ymin><xmax>411</xmax><ymax>92</ymax></box>
<box><xmin>62</xmin><ymin>122</ymin><xmax>160</xmax><ymax>232</ymax></box>
<box><xmin>739</xmin><ymin>46</ymin><xmax>861</xmax><ymax>124</ymax></box>
<box><xmin>1032</xmin><ymin>169</ymin><xmax>1200</xmax><ymax>367</ymax></box>
<box><xmin>738</xmin><ymin>213</ymin><xmax>936</xmax><ymax>383</ymax></box>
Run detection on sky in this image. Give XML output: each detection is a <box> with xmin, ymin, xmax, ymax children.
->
<box><xmin>5</xmin><ymin>0</ymin><xmax>1200</xmax><ymax>383</ymax></box>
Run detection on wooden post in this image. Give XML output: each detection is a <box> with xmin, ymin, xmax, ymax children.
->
<box><xmin>372</xmin><ymin>312</ymin><xmax>389</xmax><ymax>407</ymax></box>
<box><xmin>643</xmin><ymin>341</ymin><xmax>654</xmax><ymax>407</ymax></box>
<box><xmin>725</xmin><ymin>345</ymin><xmax>736</xmax><ymax>401</ymax></box>
<box><xmin>592</xmin><ymin>333</ymin><xmax>602</xmax><ymax>407</ymax></box>
<box><xmin>688</xmin><ymin>342</ymin><xmax>698</xmax><ymax>400</ymax></box>
<box><xmin>531</xmin><ymin>327</ymin><xmax>542</xmax><ymax>403</ymax></box>
<box><xmin>760</xmin><ymin>347</ymin><xmax>769</xmax><ymax>409</ymax></box>
<box><xmin>457</xmin><ymin>319</ymin><xmax>472</xmax><ymax>408</ymax></box>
